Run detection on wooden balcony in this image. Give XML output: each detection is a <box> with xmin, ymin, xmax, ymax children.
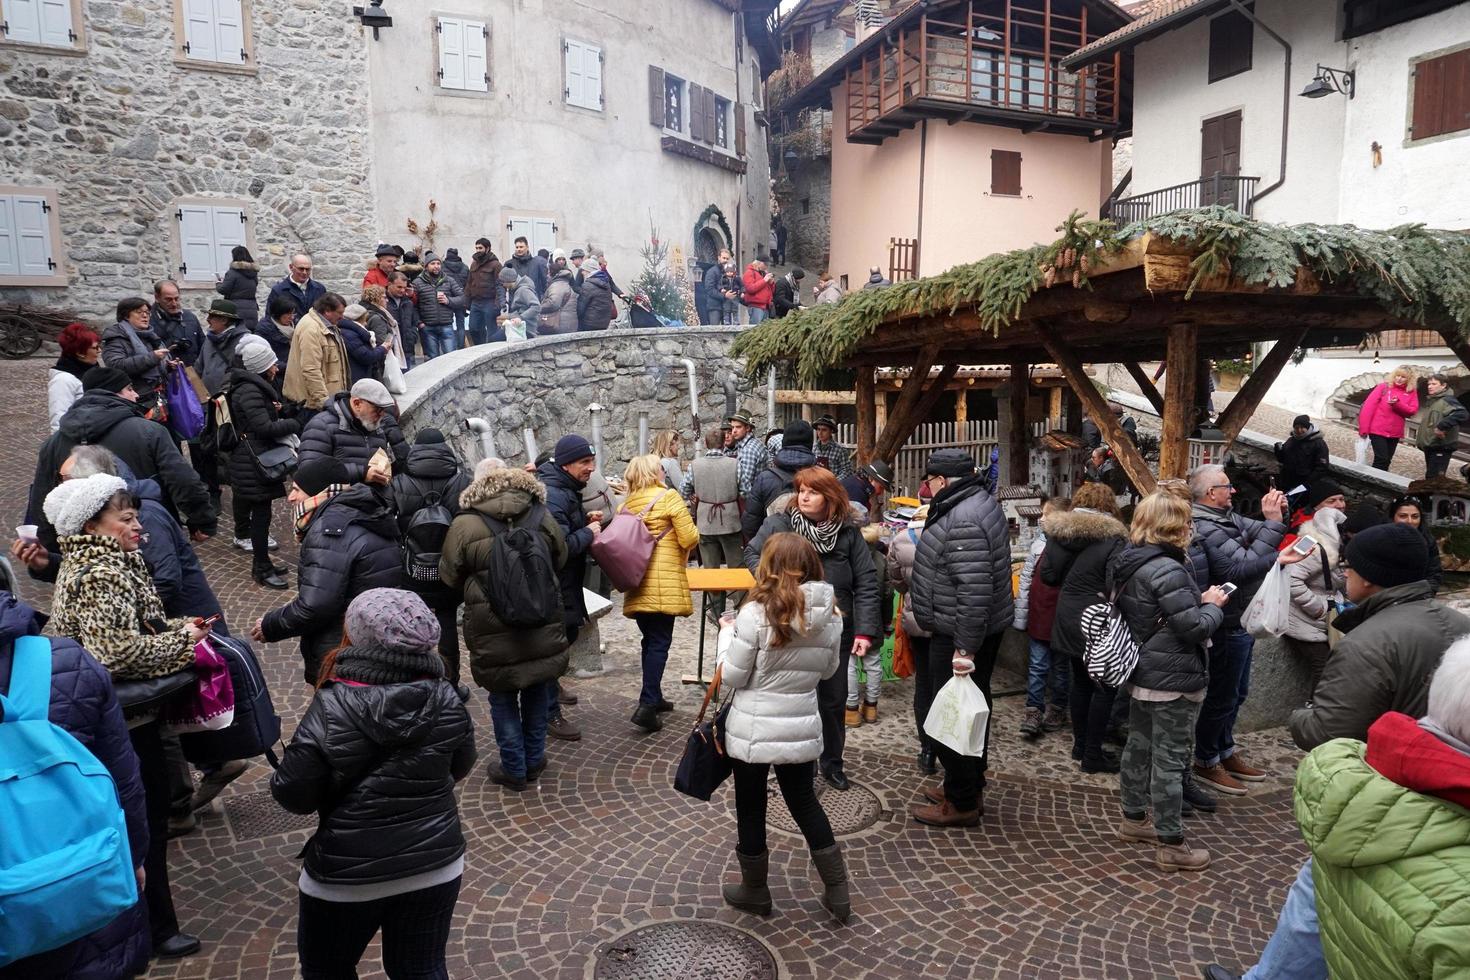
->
<box><xmin>842</xmin><ymin>0</ymin><xmax>1123</xmax><ymax>144</ymax></box>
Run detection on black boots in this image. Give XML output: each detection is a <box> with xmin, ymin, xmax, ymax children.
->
<box><xmin>630</xmin><ymin>703</ymin><xmax>662</xmax><ymax>733</ymax></box>
<box><xmin>722</xmin><ymin>850</ymin><xmax>772</xmax><ymax>916</ymax></box>
<box><xmin>810</xmin><ymin>844</ymin><xmax>851</xmax><ymax>923</ymax></box>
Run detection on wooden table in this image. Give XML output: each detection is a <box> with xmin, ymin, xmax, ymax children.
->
<box><xmin>684</xmin><ymin>567</ymin><xmax>756</xmax><ymax>686</ymax></box>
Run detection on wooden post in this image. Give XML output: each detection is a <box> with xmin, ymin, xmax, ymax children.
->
<box><xmin>1159</xmin><ymin>324</ymin><xmax>1199</xmax><ymax>480</ymax></box>
<box><xmin>855</xmin><ymin>367</ymin><xmax>877</xmax><ymax>466</ymax></box>
<box><xmin>874</xmin><ymin>345</ymin><xmax>938</xmax><ymax>458</ymax></box>
<box><xmin>1036</xmin><ymin>320</ymin><xmax>1156</xmax><ymax>494</ymax></box>
<box><xmin>877</xmin><ymin>364</ymin><xmax>959</xmax><ymax>461</ymax></box>
<box><xmin>1008</xmin><ymin>360</ymin><xmax>1030</xmax><ymax>486</ymax></box>
<box><xmin>1048</xmin><ymin>386</ymin><xmax>1062</xmax><ymax>428</ymax></box>
<box><xmin>1123</xmin><ymin>361</ymin><xmax>1166</xmax><ymax>415</ymax></box>
<box><xmin>1214</xmin><ymin>327</ymin><xmax>1310</xmax><ymax>443</ymax></box>
<box><xmin>955</xmin><ymin>386</ymin><xmax>968</xmax><ymax>426</ymax></box>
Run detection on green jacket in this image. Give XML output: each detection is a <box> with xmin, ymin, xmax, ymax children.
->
<box><xmin>1414</xmin><ymin>392</ymin><xmax>1468</xmax><ymax>449</ymax></box>
<box><xmin>1295</xmin><ymin>738</ymin><xmax>1470</xmax><ymax>980</ymax></box>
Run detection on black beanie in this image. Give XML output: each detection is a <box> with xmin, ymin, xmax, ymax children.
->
<box><xmin>1293</xmin><ymin>414</ymin><xmax>1311</xmax><ymax>429</ymax></box>
<box><xmin>415</xmin><ymin>427</ymin><xmax>446</xmax><ymax>445</ymax></box>
<box><xmin>1305</xmin><ymin>478</ymin><xmax>1343</xmax><ymax>510</ymax></box>
<box><xmin>82</xmin><ymin>366</ymin><xmax>131</xmax><ymax>394</ymax></box>
<box><xmin>782</xmin><ymin>420</ymin><xmax>813</xmax><ymax>451</ymax></box>
<box><xmin>553</xmin><ymin>434</ymin><xmax>595</xmax><ymax>466</ymax></box>
<box><xmin>294</xmin><ymin>457</ymin><xmax>350</xmax><ymax>496</ymax></box>
<box><xmin>1345</xmin><ymin>523</ymin><xmax>1429</xmax><ymax>588</ymax></box>
<box><xmin>1341</xmin><ymin>504</ymin><xmax>1387</xmax><ymax>536</ymax></box>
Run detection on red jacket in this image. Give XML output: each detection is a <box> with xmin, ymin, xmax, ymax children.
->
<box><xmin>742</xmin><ymin>264</ymin><xmax>774</xmax><ymax>310</ymax></box>
<box><xmin>362</xmin><ymin>267</ymin><xmax>390</xmax><ymax>290</ymax></box>
<box><xmin>1358</xmin><ymin>381</ymin><xmax>1419</xmax><ymax>439</ymax></box>
<box><xmin>1366</xmin><ymin>711</ymin><xmax>1470</xmax><ymax>810</ymax></box>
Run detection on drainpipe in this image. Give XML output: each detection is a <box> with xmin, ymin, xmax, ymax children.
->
<box><xmin>1226</xmin><ymin>0</ymin><xmax>1290</xmax><ymax>205</ymax></box>
<box><xmin>463</xmin><ymin>417</ymin><xmax>498</xmax><ymax>462</ymax></box>
<box><xmin>767</xmin><ymin>365</ymin><xmax>777</xmax><ymax>429</ymax></box>
<box><xmin>679</xmin><ymin>358</ymin><xmax>701</xmax><ymax>434</ymax></box>
<box><xmin>588</xmin><ymin>403</ymin><xmax>605</xmax><ymax>464</ymax></box>
<box><xmin>638</xmin><ymin>411</ymin><xmax>650</xmax><ymax>455</ymax></box>
<box><xmin>523</xmin><ymin>428</ymin><xmax>538</xmax><ymax>465</ymax></box>
<box><xmin>722</xmin><ymin>373</ymin><xmax>739</xmax><ymax>419</ymax></box>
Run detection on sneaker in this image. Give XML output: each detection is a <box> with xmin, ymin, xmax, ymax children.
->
<box><xmin>1182</xmin><ymin>774</ymin><xmax>1219</xmax><ymax>813</ymax></box>
<box><xmin>1041</xmin><ymin>704</ymin><xmax>1068</xmax><ymax>732</ymax></box>
<box><xmin>844</xmin><ymin>707</ymin><xmax>862</xmax><ymax>728</ymax></box>
<box><xmin>547</xmin><ymin>715</ymin><xmax>582</xmax><ymax>741</ymax></box>
<box><xmin>1222</xmin><ymin>753</ymin><xmax>1268</xmax><ymax>782</ymax></box>
<box><xmin>190</xmin><ymin>759</ymin><xmax>248</xmax><ymax>811</ymax></box>
<box><xmin>234</xmin><ymin>536</ymin><xmax>280</xmax><ymax>551</ymax></box>
<box><xmin>1156</xmin><ymin>840</ymin><xmax>1211</xmax><ymax>871</ymax></box>
<box><xmin>1116</xmin><ymin>815</ymin><xmax>1157</xmax><ymax>844</ymax></box>
<box><xmin>862</xmin><ymin>700</ymin><xmax>878</xmax><ymax>723</ymax></box>
<box><xmin>1193</xmin><ymin>762</ymin><xmax>1249</xmax><ymax>796</ymax></box>
<box><xmin>1019</xmin><ymin>706</ymin><xmax>1043</xmax><ymax>740</ymax></box>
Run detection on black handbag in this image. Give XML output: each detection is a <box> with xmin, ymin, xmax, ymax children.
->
<box><xmin>249</xmin><ymin>441</ymin><xmax>298</xmax><ymax>482</ymax></box>
<box><xmin>673</xmin><ymin>665</ymin><xmax>733</xmax><ymax>801</ymax></box>
<box><xmin>114</xmin><ymin>669</ymin><xmax>195</xmax><ymax>719</ymax></box>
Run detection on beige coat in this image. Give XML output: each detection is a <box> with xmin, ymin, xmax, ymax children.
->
<box><xmin>282</xmin><ymin>309</ymin><xmax>350</xmax><ymax>410</ymax></box>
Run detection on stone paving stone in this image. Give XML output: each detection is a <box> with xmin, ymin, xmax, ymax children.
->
<box><xmin>0</xmin><ymin>357</ymin><xmax>1308</xmax><ymax>978</ymax></box>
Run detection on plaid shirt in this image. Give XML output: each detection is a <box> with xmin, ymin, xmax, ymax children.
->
<box><xmin>680</xmin><ymin>450</ymin><xmax>729</xmax><ymax>502</ymax></box>
<box><xmin>733</xmin><ymin>434</ymin><xmax>768</xmax><ymax>497</ymax></box>
<box><xmin>814</xmin><ymin>439</ymin><xmax>854</xmax><ymax>479</ymax></box>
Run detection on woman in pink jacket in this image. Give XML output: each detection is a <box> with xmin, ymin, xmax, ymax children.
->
<box><xmin>1357</xmin><ymin>366</ymin><xmax>1419</xmax><ymax>470</ymax></box>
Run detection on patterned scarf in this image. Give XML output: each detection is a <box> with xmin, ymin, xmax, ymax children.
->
<box><xmin>293</xmin><ymin>484</ymin><xmax>348</xmax><ymax>540</ymax></box>
<box><xmin>789</xmin><ymin>507</ymin><xmax>842</xmax><ymax>554</ymax></box>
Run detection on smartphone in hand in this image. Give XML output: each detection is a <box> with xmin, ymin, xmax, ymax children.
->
<box><xmin>1291</xmin><ymin>535</ymin><xmax>1317</xmax><ymax>556</ymax></box>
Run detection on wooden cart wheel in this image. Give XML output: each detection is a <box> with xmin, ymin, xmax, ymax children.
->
<box><xmin>0</xmin><ymin>314</ymin><xmax>42</xmax><ymax>359</ymax></box>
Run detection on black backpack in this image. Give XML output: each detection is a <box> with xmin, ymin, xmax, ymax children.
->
<box><xmin>403</xmin><ymin>477</ymin><xmax>455</xmax><ymax>583</ymax></box>
<box><xmin>477</xmin><ymin>505</ymin><xmax>563</xmax><ymax>628</ymax></box>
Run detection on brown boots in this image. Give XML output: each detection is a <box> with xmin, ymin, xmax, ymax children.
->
<box><xmin>722</xmin><ymin>846</ymin><xmax>852</xmax><ymax>923</ymax></box>
<box><xmin>810</xmin><ymin>844</ymin><xmax>851</xmax><ymax>924</ymax></box>
<box><xmin>1155</xmin><ymin>841</ymin><xmax>1211</xmax><ymax>871</ymax></box>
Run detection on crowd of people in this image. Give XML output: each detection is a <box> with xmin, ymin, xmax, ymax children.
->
<box><xmin>9</xmin><ymin>275</ymin><xmax>1470</xmax><ymax>979</ymax></box>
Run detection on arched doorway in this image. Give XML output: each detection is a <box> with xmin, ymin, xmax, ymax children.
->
<box><xmin>695</xmin><ymin>227</ymin><xmax>723</xmax><ymax>264</ymax></box>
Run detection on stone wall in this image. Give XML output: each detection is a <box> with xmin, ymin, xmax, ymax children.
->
<box><xmin>398</xmin><ymin>328</ymin><xmax>767</xmax><ymax>472</ymax></box>
<box><xmin>0</xmin><ymin>0</ymin><xmax>378</xmax><ymax>322</ymax></box>
<box><xmin>783</xmin><ymin>156</ymin><xmax>833</xmax><ymax>273</ymax></box>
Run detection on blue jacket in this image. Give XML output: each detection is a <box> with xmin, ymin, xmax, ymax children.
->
<box><xmin>536</xmin><ymin>460</ymin><xmax>592</xmax><ymax>629</ymax></box>
<box><xmin>253</xmin><ymin>319</ymin><xmax>293</xmax><ymax>373</ymax></box>
<box><xmin>339</xmin><ymin>318</ymin><xmax>385</xmax><ymax>384</ymax></box>
<box><xmin>0</xmin><ymin>593</ymin><xmax>150</xmax><ymax>980</ymax></box>
<box><xmin>131</xmin><ymin>475</ymin><xmax>226</xmax><ymax>630</ymax></box>
<box><xmin>267</xmin><ymin>276</ymin><xmax>326</xmax><ymax>322</ymax></box>
<box><xmin>147</xmin><ymin>307</ymin><xmax>204</xmax><ymax>367</ymax></box>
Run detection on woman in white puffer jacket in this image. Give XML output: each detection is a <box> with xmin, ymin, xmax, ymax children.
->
<box><xmin>1284</xmin><ymin>506</ymin><xmax>1348</xmax><ymax>699</ymax></box>
<box><xmin>718</xmin><ymin>532</ymin><xmax>849</xmax><ymax>923</ymax></box>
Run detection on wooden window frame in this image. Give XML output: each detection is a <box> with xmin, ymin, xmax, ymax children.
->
<box><xmin>0</xmin><ymin>0</ymin><xmax>87</xmax><ymax>55</ymax></box>
<box><xmin>1406</xmin><ymin>41</ymin><xmax>1470</xmax><ymax>146</ymax></box>
<box><xmin>663</xmin><ymin>71</ymin><xmax>688</xmax><ymax>135</ymax></box>
<box><xmin>432</xmin><ymin>12</ymin><xmax>491</xmax><ymax>97</ymax></box>
<box><xmin>168</xmin><ymin>195</ymin><xmax>258</xmax><ymax>290</ymax></box>
<box><xmin>1207</xmin><ymin>7</ymin><xmax>1253</xmax><ymax>84</ymax></box>
<box><xmin>170</xmin><ymin>0</ymin><xmax>257</xmax><ymax>77</ymax></box>
<box><xmin>0</xmin><ymin>184</ymin><xmax>67</xmax><ymax>287</ymax></box>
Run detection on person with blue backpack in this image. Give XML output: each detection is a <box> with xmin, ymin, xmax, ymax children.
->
<box><xmin>0</xmin><ymin>573</ymin><xmax>149</xmax><ymax>980</ymax></box>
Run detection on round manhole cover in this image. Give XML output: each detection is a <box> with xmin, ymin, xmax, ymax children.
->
<box><xmin>594</xmin><ymin>922</ymin><xmax>778</xmax><ymax>979</ymax></box>
<box><xmin>768</xmin><ymin>780</ymin><xmax>882</xmax><ymax>837</ymax></box>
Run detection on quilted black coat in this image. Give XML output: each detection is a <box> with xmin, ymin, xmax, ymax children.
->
<box><xmin>225</xmin><ymin>368</ymin><xmax>301</xmax><ymax>504</ymax></box>
<box><xmin>1188</xmin><ymin>503</ymin><xmax>1287</xmax><ymax>629</ymax></box>
<box><xmin>260</xmin><ymin>484</ymin><xmax>405</xmax><ymax>684</ymax></box>
<box><xmin>744</xmin><ymin>497</ymin><xmax>882</xmax><ymax>641</ymax></box>
<box><xmin>297</xmin><ymin>391</ymin><xmax>409</xmax><ymax>485</ymax></box>
<box><xmin>1040</xmin><ymin>507</ymin><xmax>1129</xmax><ymax>659</ymax></box>
<box><xmin>536</xmin><ymin>460</ymin><xmax>594</xmax><ymax>630</ymax></box>
<box><xmin>1109</xmin><ymin>543</ymin><xmax>1223</xmax><ymax>693</ymax></box>
<box><xmin>910</xmin><ymin>475</ymin><xmax>1014</xmax><ymax>652</ymax></box>
<box><xmin>0</xmin><ymin>595</ymin><xmax>150</xmax><ymax>980</ymax></box>
<box><xmin>271</xmin><ymin>677</ymin><xmax>476</xmax><ymax>886</ymax></box>
<box><xmin>388</xmin><ymin>441</ymin><xmax>472</xmax><ymax>603</ymax></box>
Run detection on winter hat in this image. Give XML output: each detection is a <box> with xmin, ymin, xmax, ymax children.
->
<box><xmin>422</xmin><ymin>251</ymin><xmax>441</xmax><ymax>266</ymax></box>
<box><xmin>337</xmin><ymin>588</ymin><xmax>445</xmax><ymax>685</ymax></box>
<box><xmin>82</xmin><ymin>366</ymin><xmax>132</xmax><ymax>394</ymax></box>
<box><xmin>342</xmin><ymin>303</ymin><xmax>368</xmax><ymax>322</ymax></box>
<box><xmin>553</xmin><ymin>434</ymin><xmax>596</xmax><ymax>467</ymax></box>
<box><xmin>415</xmin><ymin>427</ymin><xmax>446</xmax><ymax>445</ymax></box>
<box><xmin>293</xmin><ymin>457</ymin><xmax>350</xmax><ymax>497</ymax></box>
<box><xmin>925</xmin><ymin>448</ymin><xmax>977</xmax><ymax>478</ymax></box>
<box><xmin>44</xmin><ymin>473</ymin><xmax>128</xmax><ymax>537</ymax></box>
<box><xmin>236</xmin><ymin>334</ymin><xmax>276</xmax><ymax>374</ymax></box>
<box><xmin>570</xmin><ymin>248</ymin><xmax>586</xmax><ymax>260</ymax></box>
<box><xmin>374</xmin><ymin>243</ymin><xmax>397</xmax><ymax>258</ymax></box>
<box><xmin>445</xmin><ymin>248</ymin><xmax>460</xmax><ymax>260</ymax></box>
<box><xmin>790</xmin><ymin>267</ymin><xmax>806</xmax><ymax>280</ymax></box>
<box><xmin>782</xmin><ymin>419</ymin><xmax>813</xmax><ymax>451</ymax></box>
<box><xmin>350</xmin><ymin>378</ymin><xmax>395</xmax><ymax>409</ymax></box>
<box><xmin>1345</xmin><ymin>523</ymin><xmax>1430</xmax><ymax>588</ymax></box>
<box><xmin>498</xmin><ymin>266</ymin><xmax>519</xmax><ymax>284</ymax></box>
<box><xmin>1305</xmin><ymin>478</ymin><xmax>1344</xmax><ymax>510</ymax></box>
<box><xmin>1293</xmin><ymin>414</ymin><xmax>1312</xmax><ymax>430</ymax></box>
<box><xmin>1341</xmin><ymin>504</ymin><xmax>1387</xmax><ymax>536</ymax></box>
<box><xmin>552</xmin><ymin>248</ymin><xmax>567</xmax><ymax>263</ymax></box>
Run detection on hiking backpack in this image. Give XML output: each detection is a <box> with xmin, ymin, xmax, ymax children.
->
<box><xmin>403</xmin><ymin>478</ymin><xmax>456</xmax><ymax>583</ymax></box>
<box><xmin>478</xmin><ymin>505</ymin><xmax>563</xmax><ymax>628</ymax></box>
<box><xmin>0</xmin><ymin>636</ymin><xmax>139</xmax><ymax>967</ymax></box>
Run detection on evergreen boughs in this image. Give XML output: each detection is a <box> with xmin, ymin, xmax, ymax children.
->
<box><xmin>630</xmin><ymin>225</ymin><xmax>684</xmax><ymax>321</ymax></box>
<box><xmin>732</xmin><ymin>206</ymin><xmax>1470</xmax><ymax>387</ymax></box>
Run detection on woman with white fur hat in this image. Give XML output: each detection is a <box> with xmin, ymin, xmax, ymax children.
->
<box><xmin>227</xmin><ymin>333</ymin><xmax>301</xmax><ymax>589</ymax></box>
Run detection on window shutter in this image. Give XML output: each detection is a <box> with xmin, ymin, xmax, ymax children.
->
<box><xmin>583</xmin><ymin>43</ymin><xmax>602</xmax><ymax>109</ymax></box>
<box><xmin>39</xmin><ymin>0</ymin><xmax>74</xmax><ymax>47</ymax></box>
<box><xmin>689</xmin><ymin>84</ymin><xmax>705</xmax><ymax>141</ymax></box>
<box><xmin>183</xmin><ymin>0</ymin><xmax>218</xmax><ymax>61</ymax></box>
<box><xmin>2</xmin><ymin>0</ymin><xmax>42</xmax><ymax>44</ymax></box>
<box><xmin>210</xmin><ymin>206</ymin><xmax>245</xmax><ymax>278</ymax></box>
<box><xmin>703</xmin><ymin>88</ymin><xmax>717</xmax><ymax>145</ymax></box>
<box><xmin>177</xmin><ymin>206</ymin><xmax>215</xmax><ymax>278</ymax></box>
<box><xmin>1412</xmin><ymin>48</ymin><xmax>1470</xmax><ymax>140</ymax></box>
<box><xmin>565</xmin><ymin>40</ymin><xmax>584</xmax><ymax>105</ymax></box>
<box><xmin>212</xmin><ymin>0</ymin><xmax>245</xmax><ymax>64</ymax></box>
<box><xmin>649</xmin><ymin>65</ymin><xmax>665</xmax><ymax>126</ymax></box>
<box><xmin>13</xmin><ymin>195</ymin><xmax>53</xmax><ymax>278</ymax></box>
<box><xmin>508</xmin><ymin>217</ymin><xmax>531</xmax><ymax>251</ymax></box>
<box><xmin>462</xmin><ymin>20</ymin><xmax>488</xmax><ymax>92</ymax></box>
<box><xmin>438</xmin><ymin>17</ymin><xmax>465</xmax><ymax>90</ymax></box>
<box><xmin>735</xmin><ymin>103</ymin><xmax>747</xmax><ymax>156</ymax></box>
<box><xmin>0</xmin><ymin>197</ymin><xmax>19</xmax><ymax>276</ymax></box>
<box><xmin>531</xmin><ymin>219</ymin><xmax>556</xmax><ymax>255</ymax></box>
<box><xmin>991</xmin><ymin>150</ymin><xmax>1021</xmax><ymax>195</ymax></box>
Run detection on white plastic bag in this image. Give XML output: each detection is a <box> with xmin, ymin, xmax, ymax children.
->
<box><xmin>382</xmin><ymin>350</ymin><xmax>407</xmax><ymax>395</ymax></box>
<box><xmin>923</xmin><ymin>675</ymin><xmax>990</xmax><ymax>757</ymax></box>
<box><xmin>1354</xmin><ymin>436</ymin><xmax>1371</xmax><ymax>466</ymax></box>
<box><xmin>1241</xmin><ymin>560</ymin><xmax>1291</xmax><ymax>638</ymax></box>
<box><xmin>504</xmin><ymin>318</ymin><xmax>528</xmax><ymax>343</ymax></box>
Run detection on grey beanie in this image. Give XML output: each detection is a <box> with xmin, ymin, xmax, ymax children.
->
<box><xmin>236</xmin><ymin>334</ymin><xmax>276</xmax><ymax>374</ymax></box>
<box><xmin>344</xmin><ymin>588</ymin><xmax>442</xmax><ymax>655</ymax></box>
<box><xmin>44</xmin><ymin>474</ymin><xmax>129</xmax><ymax>537</ymax></box>
<box><xmin>498</xmin><ymin>266</ymin><xmax>518</xmax><ymax>284</ymax></box>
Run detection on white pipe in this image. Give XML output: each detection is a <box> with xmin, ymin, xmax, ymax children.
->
<box><xmin>463</xmin><ymin>417</ymin><xmax>497</xmax><ymax>461</ymax></box>
<box><xmin>679</xmin><ymin>358</ymin><xmax>700</xmax><ymax>433</ymax></box>
<box><xmin>588</xmin><ymin>402</ymin><xmax>605</xmax><ymax>464</ymax></box>
<box><xmin>523</xmin><ymin>428</ymin><xmax>538</xmax><ymax>464</ymax></box>
<box><xmin>638</xmin><ymin>411</ymin><xmax>650</xmax><ymax>455</ymax></box>
<box><xmin>767</xmin><ymin>365</ymin><xmax>777</xmax><ymax>430</ymax></box>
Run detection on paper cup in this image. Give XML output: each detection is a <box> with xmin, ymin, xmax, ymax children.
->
<box><xmin>14</xmin><ymin>524</ymin><xmax>37</xmax><ymax>543</ymax></box>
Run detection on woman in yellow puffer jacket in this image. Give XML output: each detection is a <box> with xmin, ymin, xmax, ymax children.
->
<box><xmin>620</xmin><ymin>454</ymin><xmax>700</xmax><ymax>733</ymax></box>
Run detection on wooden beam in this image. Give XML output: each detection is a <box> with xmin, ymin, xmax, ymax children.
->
<box><xmin>855</xmin><ymin>368</ymin><xmax>877</xmax><ymax>466</ymax></box>
<box><xmin>1035</xmin><ymin>320</ymin><xmax>1156</xmax><ymax>494</ymax></box>
<box><xmin>774</xmin><ymin>389</ymin><xmax>857</xmax><ymax>405</ymax></box>
<box><xmin>1123</xmin><ymin>361</ymin><xmax>1165</xmax><ymax>414</ymax></box>
<box><xmin>955</xmin><ymin>387</ymin><xmax>968</xmax><ymax>425</ymax></box>
<box><xmin>1009</xmin><ymin>360</ymin><xmax>1031</xmax><ymax>486</ymax></box>
<box><xmin>877</xmin><ymin>363</ymin><xmax>959</xmax><ymax>461</ymax></box>
<box><xmin>1159</xmin><ymin>324</ymin><xmax>1199</xmax><ymax>480</ymax></box>
<box><xmin>874</xmin><ymin>345</ymin><xmax>938</xmax><ymax>458</ymax></box>
<box><xmin>1214</xmin><ymin>327</ymin><xmax>1310</xmax><ymax>444</ymax></box>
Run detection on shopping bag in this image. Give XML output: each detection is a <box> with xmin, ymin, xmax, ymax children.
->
<box><xmin>504</xmin><ymin>319</ymin><xmax>528</xmax><ymax>343</ymax></box>
<box><xmin>1354</xmin><ymin>436</ymin><xmax>1371</xmax><ymax>466</ymax></box>
<box><xmin>891</xmin><ymin>601</ymin><xmax>915</xmax><ymax>678</ymax></box>
<box><xmin>1241</xmin><ymin>561</ymin><xmax>1291</xmax><ymax>638</ymax></box>
<box><xmin>923</xmin><ymin>674</ymin><xmax>990</xmax><ymax>757</ymax></box>
<box><xmin>382</xmin><ymin>350</ymin><xmax>407</xmax><ymax>395</ymax></box>
<box><xmin>164</xmin><ymin>638</ymin><xmax>235</xmax><ymax>734</ymax></box>
<box><xmin>165</xmin><ymin>364</ymin><xmax>206</xmax><ymax>441</ymax></box>
<box><xmin>673</xmin><ymin>665</ymin><xmax>732</xmax><ymax>801</ymax></box>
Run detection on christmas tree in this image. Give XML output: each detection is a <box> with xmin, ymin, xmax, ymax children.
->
<box><xmin>631</xmin><ymin>224</ymin><xmax>684</xmax><ymax>321</ymax></box>
<box><xmin>669</xmin><ymin>245</ymin><xmax>701</xmax><ymax>325</ymax></box>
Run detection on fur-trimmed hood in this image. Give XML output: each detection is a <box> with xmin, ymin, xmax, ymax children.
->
<box><xmin>1041</xmin><ymin>506</ymin><xmax>1127</xmax><ymax>543</ymax></box>
<box><xmin>459</xmin><ymin>465</ymin><xmax>547</xmax><ymax>514</ymax></box>
<box><xmin>230</xmin><ymin>261</ymin><xmax>259</xmax><ymax>272</ymax></box>
<box><xmin>769</xmin><ymin>491</ymin><xmax>869</xmax><ymax>528</ymax></box>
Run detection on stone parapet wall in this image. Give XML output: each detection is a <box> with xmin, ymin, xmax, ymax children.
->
<box><xmin>398</xmin><ymin>328</ymin><xmax>767</xmax><ymax>471</ymax></box>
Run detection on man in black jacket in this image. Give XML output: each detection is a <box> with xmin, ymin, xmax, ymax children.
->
<box><xmin>771</xmin><ymin>268</ymin><xmax>805</xmax><ymax>318</ymax></box>
<box><xmin>385</xmin><ymin>272</ymin><xmax>421</xmax><ymax>367</ymax></box>
<box><xmin>28</xmin><ymin>368</ymin><xmax>216</xmax><ymax>553</ymax></box>
<box><xmin>1274</xmin><ymin>415</ymin><xmax>1330</xmax><ymax>493</ymax></box>
<box><xmin>297</xmin><ymin>380</ymin><xmax>409</xmax><ymax>486</ymax></box>
<box><xmin>535</xmin><ymin>434</ymin><xmax>603</xmax><ymax>741</ymax></box>
<box><xmin>741</xmin><ymin>420</ymin><xmax>817</xmax><ymax>539</ymax></box>
<box><xmin>148</xmin><ymin>280</ymin><xmax>204</xmax><ymax>367</ymax></box>
<box><xmin>910</xmin><ymin>449</ymin><xmax>1013</xmax><ymax>827</ymax></box>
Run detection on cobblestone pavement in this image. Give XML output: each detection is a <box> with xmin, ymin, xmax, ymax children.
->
<box><xmin>2</xmin><ymin>357</ymin><xmax>1308</xmax><ymax>979</ymax></box>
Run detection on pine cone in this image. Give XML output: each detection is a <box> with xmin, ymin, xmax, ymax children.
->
<box><xmin>1072</xmin><ymin>269</ymin><xmax>1081</xmax><ymax>288</ymax></box>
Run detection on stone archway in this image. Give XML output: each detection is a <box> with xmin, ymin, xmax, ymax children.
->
<box><xmin>694</xmin><ymin>227</ymin><xmax>724</xmax><ymax>264</ymax></box>
<box><xmin>1325</xmin><ymin>363</ymin><xmax>1467</xmax><ymax>420</ymax></box>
